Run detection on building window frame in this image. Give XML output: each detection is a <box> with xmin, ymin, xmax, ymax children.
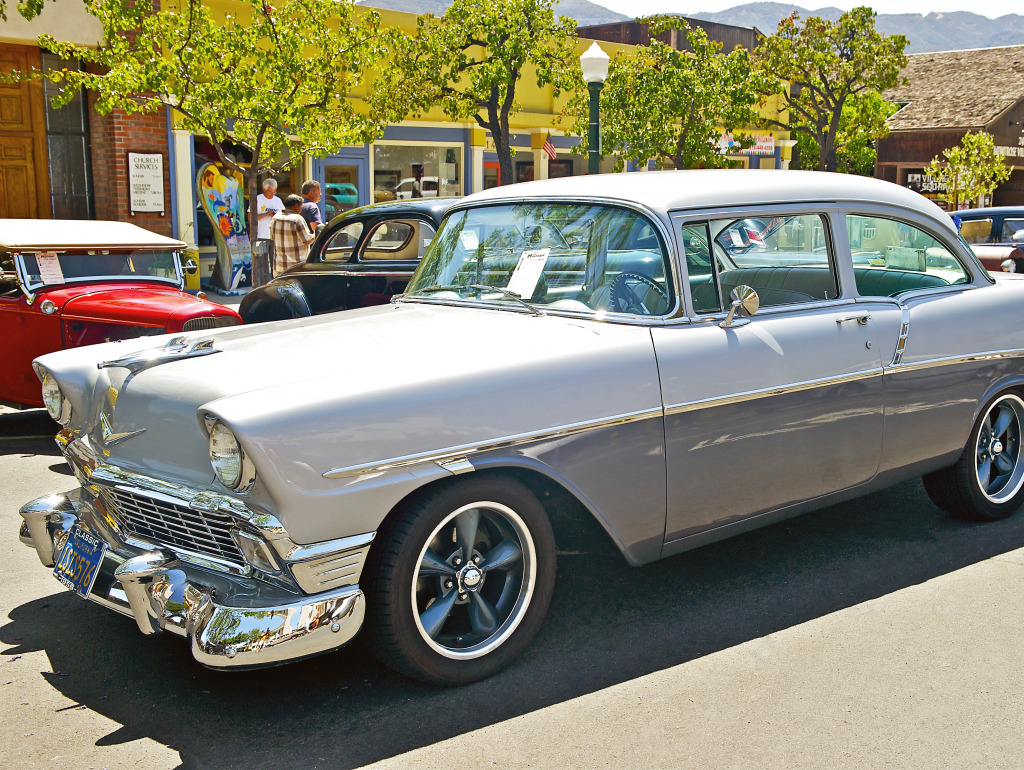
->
<box><xmin>41</xmin><ymin>52</ymin><xmax>94</xmax><ymax>219</ymax></box>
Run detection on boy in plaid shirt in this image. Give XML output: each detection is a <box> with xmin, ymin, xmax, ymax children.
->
<box><xmin>270</xmin><ymin>194</ymin><xmax>315</xmax><ymax>276</ymax></box>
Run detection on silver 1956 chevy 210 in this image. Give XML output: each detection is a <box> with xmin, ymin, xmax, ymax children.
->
<box><xmin>19</xmin><ymin>170</ymin><xmax>1024</xmax><ymax>683</ymax></box>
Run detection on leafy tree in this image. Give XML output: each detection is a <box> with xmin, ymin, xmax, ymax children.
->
<box><xmin>925</xmin><ymin>131</ymin><xmax>1010</xmax><ymax>210</ymax></box>
<box><xmin>1</xmin><ymin>0</ymin><xmax>40</xmax><ymax>21</ymax></box>
<box><xmin>756</xmin><ymin>6</ymin><xmax>907</xmax><ymax>173</ymax></box>
<box><xmin>375</xmin><ymin>0</ymin><xmax>578</xmax><ymax>186</ymax></box>
<box><xmin>792</xmin><ymin>91</ymin><xmax>899</xmax><ymax>175</ymax></box>
<box><xmin>30</xmin><ymin>0</ymin><xmax>397</xmax><ymax>286</ymax></box>
<box><xmin>586</xmin><ymin>17</ymin><xmax>776</xmax><ymax>171</ymax></box>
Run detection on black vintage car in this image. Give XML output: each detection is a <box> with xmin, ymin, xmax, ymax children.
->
<box><xmin>240</xmin><ymin>198</ymin><xmax>457</xmax><ymax>323</ymax></box>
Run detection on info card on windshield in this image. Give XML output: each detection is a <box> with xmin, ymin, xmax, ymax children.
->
<box><xmin>507</xmin><ymin>248</ymin><xmax>550</xmax><ymax>299</ymax></box>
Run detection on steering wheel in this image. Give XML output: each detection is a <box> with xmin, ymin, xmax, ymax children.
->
<box><xmin>609</xmin><ymin>272</ymin><xmax>668</xmax><ymax>315</ymax></box>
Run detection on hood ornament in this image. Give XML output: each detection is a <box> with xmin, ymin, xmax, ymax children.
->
<box><xmin>98</xmin><ymin>336</ymin><xmax>220</xmax><ymax>373</ymax></box>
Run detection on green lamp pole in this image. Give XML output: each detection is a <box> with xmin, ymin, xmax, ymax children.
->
<box><xmin>580</xmin><ymin>42</ymin><xmax>609</xmax><ymax>175</ymax></box>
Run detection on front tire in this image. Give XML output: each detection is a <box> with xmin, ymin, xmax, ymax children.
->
<box><xmin>364</xmin><ymin>476</ymin><xmax>556</xmax><ymax>684</ymax></box>
<box><xmin>924</xmin><ymin>391</ymin><xmax>1024</xmax><ymax>521</ymax></box>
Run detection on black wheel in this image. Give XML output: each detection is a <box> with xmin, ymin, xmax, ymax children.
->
<box><xmin>609</xmin><ymin>271</ymin><xmax>668</xmax><ymax>314</ymax></box>
<box><xmin>364</xmin><ymin>476</ymin><xmax>556</xmax><ymax>684</ymax></box>
<box><xmin>924</xmin><ymin>391</ymin><xmax>1024</xmax><ymax>521</ymax></box>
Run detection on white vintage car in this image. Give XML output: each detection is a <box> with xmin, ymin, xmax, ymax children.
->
<box><xmin>19</xmin><ymin>170</ymin><xmax>1024</xmax><ymax>684</ymax></box>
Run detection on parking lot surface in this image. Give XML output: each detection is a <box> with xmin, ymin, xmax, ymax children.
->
<box><xmin>2</xmin><ymin>405</ymin><xmax>1023</xmax><ymax>768</ymax></box>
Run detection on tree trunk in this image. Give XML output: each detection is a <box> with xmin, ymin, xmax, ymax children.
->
<box><xmin>494</xmin><ymin>128</ymin><xmax>514</xmax><ymax>187</ymax></box>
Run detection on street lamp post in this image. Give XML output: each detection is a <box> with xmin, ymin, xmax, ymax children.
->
<box><xmin>579</xmin><ymin>42</ymin><xmax>609</xmax><ymax>175</ymax></box>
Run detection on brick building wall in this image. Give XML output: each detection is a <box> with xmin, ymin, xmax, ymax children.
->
<box><xmin>88</xmin><ymin>93</ymin><xmax>173</xmax><ymax>236</ymax></box>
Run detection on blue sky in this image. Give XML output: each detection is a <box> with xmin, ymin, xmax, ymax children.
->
<box><xmin>594</xmin><ymin>1</ymin><xmax>1023</xmax><ymax>19</ymax></box>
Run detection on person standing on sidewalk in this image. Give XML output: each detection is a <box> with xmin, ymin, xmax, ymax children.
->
<box><xmin>270</xmin><ymin>194</ymin><xmax>314</xmax><ymax>276</ymax></box>
<box><xmin>300</xmin><ymin>179</ymin><xmax>323</xmax><ymax>234</ymax></box>
<box><xmin>252</xmin><ymin>178</ymin><xmax>284</xmax><ymax>265</ymax></box>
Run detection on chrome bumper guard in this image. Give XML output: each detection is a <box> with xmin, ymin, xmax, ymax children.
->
<box><xmin>19</xmin><ymin>489</ymin><xmax>366</xmax><ymax>670</ymax></box>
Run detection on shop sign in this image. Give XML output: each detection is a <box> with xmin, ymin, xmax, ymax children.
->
<box><xmin>127</xmin><ymin>152</ymin><xmax>165</xmax><ymax>215</ymax></box>
<box><xmin>718</xmin><ymin>132</ymin><xmax>776</xmax><ymax>156</ymax></box>
<box><xmin>905</xmin><ymin>171</ymin><xmax>946</xmax><ymax>196</ymax></box>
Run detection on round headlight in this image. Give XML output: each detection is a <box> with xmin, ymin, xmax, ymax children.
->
<box><xmin>209</xmin><ymin>422</ymin><xmax>243</xmax><ymax>489</ymax></box>
<box><xmin>41</xmin><ymin>373</ymin><xmax>69</xmax><ymax>424</ymax></box>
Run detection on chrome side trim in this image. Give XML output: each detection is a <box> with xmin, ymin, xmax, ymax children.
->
<box><xmin>883</xmin><ymin>348</ymin><xmax>1024</xmax><ymax>376</ymax></box>
<box><xmin>664</xmin><ymin>369</ymin><xmax>883</xmax><ymax>417</ymax></box>
<box><xmin>438</xmin><ymin>457</ymin><xmax>475</xmax><ymax>475</ymax></box>
<box><xmin>288</xmin><ymin>540</ymin><xmax>372</xmax><ymax>594</ymax></box>
<box><xmin>274</xmin><ymin>531</ymin><xmax>375</xmax><ymax>563</ymax></box>
<box><xmin>322</xmin><ymin>407</ymin><xmax>664</xmax><ymax>479</ymax></box>
<box><xmin>889</xmin><ymin>303</ymin><xmax>911</xmax><ymax>367</ymax></box>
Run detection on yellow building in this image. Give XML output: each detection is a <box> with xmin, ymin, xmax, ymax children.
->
<box><xmin>3</xmin><ymin>1</ymin><xmax>792</xmax><ymax>278</ymax></box>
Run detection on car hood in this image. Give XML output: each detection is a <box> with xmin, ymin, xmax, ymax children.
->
<box><xmin>47</xmin><ymin>284</ymin><xmax>213</xmax><ymax>324</ymax></box>
<box><xmin>37</xmin><ymin>303</ymin><xmax>662</xmax><ymax>532</ymax></box>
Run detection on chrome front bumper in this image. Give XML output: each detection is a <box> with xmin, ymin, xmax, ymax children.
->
<box><xmin>19</xmin><ymin>489</ymin><xmax>365</xmax><ymax>670</ymax></box>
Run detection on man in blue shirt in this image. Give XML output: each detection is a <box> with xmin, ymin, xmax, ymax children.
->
<box><xmin>300</xmin><ymin>179</ymin><xmax>323</xmax><ymax>233</ymax></box>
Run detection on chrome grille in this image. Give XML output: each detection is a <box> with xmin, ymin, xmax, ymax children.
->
<box><xmin>101</xmin><ymin>487</ymin><xmax>245</xmax><ymax>564</ymax></box>
<box><xmin>182</xmin><ymin>316</ymin><xmax>241</xmax><ymax>332</ymax></box>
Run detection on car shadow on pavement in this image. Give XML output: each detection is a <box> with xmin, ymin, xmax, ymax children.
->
<box><xmin>4</xmin><ymin>477</ymin><xmax>1024</xmax><ymax>769</ymax></box>
<box><xmin>0</xmin><ymin>409</ymin><xmax>61</xmax><ymax>458</ymax></box>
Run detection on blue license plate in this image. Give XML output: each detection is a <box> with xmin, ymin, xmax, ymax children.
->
<box><xmin>53</xmin><ymin>525</ymin><xmax>107</xmax><ymax>598</ymax></box>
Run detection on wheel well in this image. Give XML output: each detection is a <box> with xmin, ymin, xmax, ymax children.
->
<box><xmin>377</xmin><ymin>467</ymin><xmax>623</xmax><ymax>560</ymax></box>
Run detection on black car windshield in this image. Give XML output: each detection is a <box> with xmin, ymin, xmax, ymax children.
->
<box><xmin>18</xmin><ymin>249</ymin><xmax>181</xmax><ymax>290</ymax></box>
<box><xmin>403</xmin><ymin>203</ymin><xmax>673</xmax><ymax>316</ymax></box>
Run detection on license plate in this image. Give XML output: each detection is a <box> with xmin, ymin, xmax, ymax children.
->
<box><xmin>53</xmin><ymin>525</ymin><xmax>107</xmax><ymax>598</ymax></box>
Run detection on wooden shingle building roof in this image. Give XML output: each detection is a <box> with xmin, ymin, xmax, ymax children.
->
<box><xmin>885</xmin><ymin>45</ymin><xmax>1024</xmax><ymax>131</ymax></box>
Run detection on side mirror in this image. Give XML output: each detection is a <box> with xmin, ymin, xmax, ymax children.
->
<box><xmin>183</xmin><ymin>259</ymin><xmax>199</xmax><ymax>276</ymax></box>
<box><xmin>720</xmin><ymin>285</ymin><xmax>759</xmax><ymax>328</ymax></box>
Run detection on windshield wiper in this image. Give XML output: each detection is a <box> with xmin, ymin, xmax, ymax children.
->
<box><xmin>397</xmin><ymin>283</ymin><xmax>543</xmax><ymax>316</ymax></box>
<box><xmin>466</xmin><ymin>284</ymin><xmax>543</xmax><ymax>316</ymax></box>
<box><xmin>391</xmin><ymin>285</ymin><xmax>463</xmax><ymax>304</ymax></box>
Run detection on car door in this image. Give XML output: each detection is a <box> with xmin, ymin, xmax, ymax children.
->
<box><xmin>844</xmin><ymin>211</ymin><xmax>982</xmax><ymax>473</ymax></box>
<box><xmin>0</xmin><ymin>254</ymin><xmax>61</xmax><ymax>406</ymax></box>
<box><xmin>655</xmin><ymin>210</ymin><xmax>903</xmax><ymax>547</ymax></box>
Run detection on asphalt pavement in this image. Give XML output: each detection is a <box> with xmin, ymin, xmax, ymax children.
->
<box><xmin>2</xmin><ymin>404</ymin><xmax>1023</xmax><ymax>769</ymax></box>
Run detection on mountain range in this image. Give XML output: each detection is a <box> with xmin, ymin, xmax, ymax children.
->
<box><xmin>357</xmin><ymin>1</ymin><xmax>1024</xmax><ymax>53</ymax></box>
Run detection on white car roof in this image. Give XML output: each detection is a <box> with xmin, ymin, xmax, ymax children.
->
<box><xmin>461</xmin><ymin>169</ymin><xmax>957</xmax><ymax>235</ymax></box>
<box><xmin>0</xmin><ymin>219</ymin><xmax>187</xmax><ymax>250</ymax></box>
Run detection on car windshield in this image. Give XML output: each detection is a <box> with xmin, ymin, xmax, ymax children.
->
<box><xmin>18</xmin><ymin>249</ymin><xmax>181</xmax><ymax>290</ymax></box>
<box><xmin>403</xmin><ymin>203</ymin><xmax>673</xmax><ymax>316</ymax></box>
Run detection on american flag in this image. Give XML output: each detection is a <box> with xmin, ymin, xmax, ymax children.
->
<box><xmin>542</xmin><ymin>134</ymin><xmax>557</xmax><ymax>160</ymax></box>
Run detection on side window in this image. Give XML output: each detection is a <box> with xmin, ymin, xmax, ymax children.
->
<box><xmin>682</xmin><ymin>222</ymin><xmax>721</xmax><ymax>313</ymax></box>
<box><xmin>959</xmin><ymin>218</ymin><xmax>993</xmax><ymax>244</ymax></box>
<box><xmin>361</xmin><ymin>219</ymin><xmax>436</xmax><ymax>261</ymax></box>
<box><xmin>711</xmin><ymin>214</ymin><xmax>837</xmax><ymax>308</ymax></box>
<box><xmin>1001</xmin><ymin>218</ymin><xmax>1024</xmax><ymax>244</ymax></box>
<box><xmin>848</xmin><ymin>214</ymin><xmax>969</xmax><ymax>297</ymax></box>
<box><xmin>323</xmin><ymin>222</ymin><xmax>364</xmax><ymax>261</ymax></box>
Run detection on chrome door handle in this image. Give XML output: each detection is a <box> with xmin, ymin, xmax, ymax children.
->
<box><xmin>836</xmin><ymin>314</ymin><xmax>871</xmax><ymax>325</ymax></box>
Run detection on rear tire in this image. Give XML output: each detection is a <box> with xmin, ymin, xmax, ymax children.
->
<box><xmin>923</xmin><ymin>391</ymin><xmax>1024</xmax><ymax>521</ymax></box>
<box><xmin>364</xmin><ymin>476</ymin><xmax>556</xmax><ymax>685</ymax></box>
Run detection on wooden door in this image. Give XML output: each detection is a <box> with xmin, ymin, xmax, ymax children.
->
<box><xmin>0</xmin><ymin>44</ymin><xmax>50</xmax><ymax>219</ymax></box>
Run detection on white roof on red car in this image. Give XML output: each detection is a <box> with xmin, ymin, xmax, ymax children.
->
<box><xmin>0</xmin><ymin>220</ymin><xmax>187</xmax><ymax>250</ymax></box>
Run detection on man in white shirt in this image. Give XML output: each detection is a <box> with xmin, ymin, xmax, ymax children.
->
<box><xmin>253</xmin><ymin>178</ymin><xmax>284</xmax><ymax>264</ymax></box>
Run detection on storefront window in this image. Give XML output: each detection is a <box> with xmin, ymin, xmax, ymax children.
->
<box><xmin>373</xmin><ymin>144</ymin><xmax>461</xmax><ymax>202</ymax></box>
